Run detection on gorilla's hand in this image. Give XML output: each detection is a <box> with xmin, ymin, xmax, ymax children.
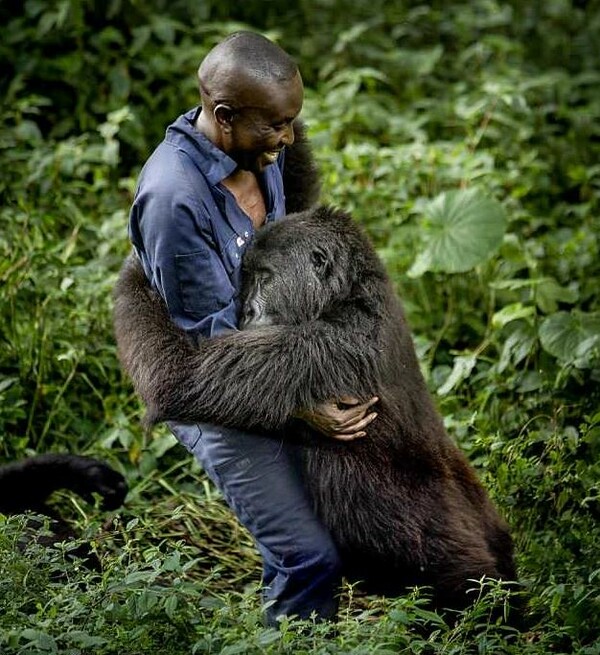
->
<box><xmin>296</xmin><ymin>396</ymin><xmax>379</xmax><ymax>441</ymax></box>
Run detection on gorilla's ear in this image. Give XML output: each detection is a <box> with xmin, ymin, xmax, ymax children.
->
<box><xmin>311</xmin><ymin>247</ymin><xmax>331</xmax><ymax>276</ymax></box>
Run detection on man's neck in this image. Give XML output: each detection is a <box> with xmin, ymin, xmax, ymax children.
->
<box><xmin>222</xmin><ymin>170</ymin><xmax>267</xmax><ymax>230</ymax></box>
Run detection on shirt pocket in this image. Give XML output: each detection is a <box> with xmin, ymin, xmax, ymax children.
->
<box><xmin>221</xmin><ymin>233</ymin><xmax>246</xmax><ymax>276</ymax></box>
<box><xmin>175</xmin><ymin>249</ymin><xmax>235</xmax><ymax>318</ymax></box>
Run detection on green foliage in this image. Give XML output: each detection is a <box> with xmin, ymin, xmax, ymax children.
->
<box><xmin>1</xmin><ymin>1</ymin><xmax>599</xmax><ymax>653</ymax></box>
<box><xmin>539</xmin><ymin>312</ymin><xmax>600</xmax><ymax>369</ymax></box>
<box><xmin>408</xmin><ymin>189</ymin><xmax>508</xmax><ymax>276</ymax></box>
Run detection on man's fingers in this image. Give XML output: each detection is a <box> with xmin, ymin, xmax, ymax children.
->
<box><xmin>335</xmin><ymin>411</ymin><xmax>378</xmax><ymax>432</ymax></box>
<box><xmin>352</xmin><ymin>411</ymin><xmax>378</xmax><ymax>432</ymax></box>
<box><xmin>302</xmin><ymin>396</ymin><xmax>380</xmax><ymax>439</ymax></box>
<box><xmin>332</xmin><ymin>396</ymin><xmax>380</xmax><ymax>430</ymax></box>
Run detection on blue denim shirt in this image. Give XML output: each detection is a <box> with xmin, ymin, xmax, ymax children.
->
<box><xmin>129</xmin><ymin>107</ymin><xmax>287</xmax><ymax>337</ymax></box>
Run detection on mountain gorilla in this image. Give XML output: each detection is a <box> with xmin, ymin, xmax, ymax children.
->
<box><xmin>113</xmin><ymin>202</ymin><xmax>517</xmax><ymax>611</ymax></box>
<box><xmin>0</xmin><ymin>454</ymin><xmax>127</xmax><ymax>565</ymax></box>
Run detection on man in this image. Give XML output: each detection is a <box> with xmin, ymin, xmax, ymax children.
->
<box><xmin>128</xmin><ymin>31</ymin><xmax>377</xmax><ymax>624</ymax></box>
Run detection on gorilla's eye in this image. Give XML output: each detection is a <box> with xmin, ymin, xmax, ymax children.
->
<box><xmin>254</xmin><ymin>267</ymin><xmax>274</xmax><ymax>284</ymax></box>
<box><xmin>310</xmin><ymin>248</ymin><xmax>329</xmax><ymax>272</ymax></box>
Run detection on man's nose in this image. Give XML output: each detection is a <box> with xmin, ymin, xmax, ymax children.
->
<box><xmin>280</xmin><ymin>122</ymin><xmax>295</xmax><ymax>146</ymax></box>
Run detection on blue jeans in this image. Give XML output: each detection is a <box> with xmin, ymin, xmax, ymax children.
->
<box><xmin>168</xmin><ymin>421</ymin><xmax>341</xmax><ymax>625</ymax></box>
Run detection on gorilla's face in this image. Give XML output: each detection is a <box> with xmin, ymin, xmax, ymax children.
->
<box><xmin>239</xmin><ymin>215</ymin><xmax>348</xmax><ymax>330</ymax></box>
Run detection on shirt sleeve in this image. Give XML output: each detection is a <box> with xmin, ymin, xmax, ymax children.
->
<box><xmin>129</xmin><ymin>149</ymin><xmax>239</xmax><ymax>338</ymax></box>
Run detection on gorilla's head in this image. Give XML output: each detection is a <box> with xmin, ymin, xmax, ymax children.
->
<box><xmin>239</xmin><ymin>207</ymin><xmax>354</xmax><ymax>329</ymax></box>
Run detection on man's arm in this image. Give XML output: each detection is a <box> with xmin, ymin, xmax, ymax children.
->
<box><xmin>129</xmin><ymin>156</ymin><xmax>239</xmax><ymax>337</ymax></box>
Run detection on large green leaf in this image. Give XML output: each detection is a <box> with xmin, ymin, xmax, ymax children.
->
<box><xmin>408</xmin><ymin>188</ymin><xmax>508</xmax><ymax>276</ymax></box>
<box><xmin>539</xmin><ymin>311</ymin><xmax>600</xmax><ymax>368</ymax></box>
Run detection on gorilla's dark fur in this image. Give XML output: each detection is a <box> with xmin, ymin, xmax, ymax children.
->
<box><xmin>113</xmin><ymin>204</ymin><xmax>517</xmax><ymax>611</ymax></box>
<box><xmin>0</xmin><ymin>454</ymin><xmax>127</xmax><ymax>564</ymax></box>
<box><xmin>282</xmin><ymin>120</ymin><xmax>321</xmax><ymax>213</ymax></box>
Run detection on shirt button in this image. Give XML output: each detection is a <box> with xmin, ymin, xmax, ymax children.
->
<box><xmin>244</xmin><ymin>231</ymin><xmax>249</xmax><ymax>238</ymax></box>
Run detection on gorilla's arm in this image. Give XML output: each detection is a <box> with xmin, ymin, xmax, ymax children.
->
<box><xmin>0</xmin><ymin>455</ymin><xmax>128</xmax><ymax>515</ymax></box>
<box><xmin>283</xmin><ymin>120</ymin><xmax>321</xmax><ymax>213</ymax></box>
<box><xmin>113</xmin><ymin>255</ymin><xmax>382</xmax><ymax>430</ymax></box>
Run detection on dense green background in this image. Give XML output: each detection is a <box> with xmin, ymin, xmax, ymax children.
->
<box><xmin>1</xmin><ymin>1</ymin><xmax>599</xmax><ymax>653</ymax></box>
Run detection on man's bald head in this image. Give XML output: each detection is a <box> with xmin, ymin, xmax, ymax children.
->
<box><xmin>198</xmin><ymin>31</ymin><xmax>300</xmax><ymax>110</ymax></box>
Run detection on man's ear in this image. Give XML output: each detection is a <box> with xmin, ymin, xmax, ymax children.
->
<box><xmin>214</xmin><ymin>104</ymin><xmax>235</xmax><ymax>131</ymax></box>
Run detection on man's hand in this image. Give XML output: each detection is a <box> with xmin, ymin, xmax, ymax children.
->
<box><xmin>296</xmin><ymin>396</ymin><xmax>379</xmax><ymax>441</ymax></box>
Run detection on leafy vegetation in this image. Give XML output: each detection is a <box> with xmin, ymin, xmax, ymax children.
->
<box><xmin>1</xmin><ymin>1</ymin><xmax>599</xmax><ymax>653</ymax></box>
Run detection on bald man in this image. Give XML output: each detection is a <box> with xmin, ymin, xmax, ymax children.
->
<box><xmin>128</xmin><ymin>31</ymin><xmax>377</xmax><ymax>624</ymax></box>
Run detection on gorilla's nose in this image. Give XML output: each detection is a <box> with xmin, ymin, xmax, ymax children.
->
<box><xmin>240</xmin><ymin>303</ymin><xmax>272</xmax><ymax>331</ymax></box>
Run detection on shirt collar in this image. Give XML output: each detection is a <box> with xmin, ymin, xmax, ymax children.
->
<box><xmin>165</xmin><ymin>107</ymin><xmax>237</xmax><ymax>186</ymax></box>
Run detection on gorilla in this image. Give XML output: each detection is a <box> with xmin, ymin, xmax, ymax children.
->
<box><xmin>113</xmin><ymin>204</ymin><xmax>517</xmax><ymax>611</ymax></box>
<box><xmin>0</xmin><ymin>454</ymin><xmax>127</xmax><ymax>565</ymax></box>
